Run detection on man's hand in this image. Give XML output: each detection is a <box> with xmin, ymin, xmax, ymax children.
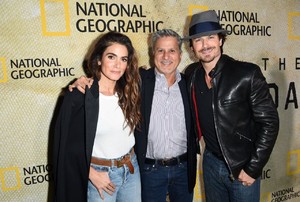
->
<box><xmin>238</xmin><ymin>169</ymin><xmax>255</xmax><ymax>187</ymax></box>
<box><xmin>68</xmin><ymin>75</ymin><xmax>93</xmax><ymax>93</ymax></box>
<box><xmin>89</xmin><ymin>166</ymin><xmax>116</xmax><ymax>200</ymax></box>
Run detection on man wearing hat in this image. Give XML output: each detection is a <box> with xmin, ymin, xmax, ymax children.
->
<box><xmin>184</xmin><ymin>10</ymin><xmax>279</xmax><ymax>201</ymax></box>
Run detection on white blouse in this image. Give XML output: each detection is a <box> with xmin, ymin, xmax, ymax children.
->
<box><xmin>91</xmin><ymin>93</ymin><xmax>134</xmax><ymax>159</ymax></box>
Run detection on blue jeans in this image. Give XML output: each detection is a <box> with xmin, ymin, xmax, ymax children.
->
<box><xmin>141</xmin><ymin>161</ymin><xmax>193</xmax><ymax>202</ymax></box>
<box><xmin>88</xmin><ymin>153</ymin><xmax>141</xmax><ymax>202</ymax></box>
<box><xmin>203</xmin><ymin>149</ymin><xmax>260</xmax><ymax>202</ymax></box>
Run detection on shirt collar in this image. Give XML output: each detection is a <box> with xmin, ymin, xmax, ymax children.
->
<box><xmin>154</xmin><ymin>68</ymin><xmax>182</xmax><ymax>83</ymax></box>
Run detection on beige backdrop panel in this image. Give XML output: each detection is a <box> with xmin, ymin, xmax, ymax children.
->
<box><xmin>0</xmin><ymin>0</ymin><xmax>299</xmax><ymax>201</ymax></box>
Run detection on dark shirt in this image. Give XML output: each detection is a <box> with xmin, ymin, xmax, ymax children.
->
<box><xmin>194</xmin><ymin>67</ymin><xmax>223</xmax><ymax>158</ymax></box>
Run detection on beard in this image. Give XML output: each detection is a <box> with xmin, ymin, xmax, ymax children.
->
<box><xmin>201</xmin><ymin>55</ymin><xmax>216</xmax><ymax>63</ymax></box>
<box><xmin>198</xmin><ymin>47</ymin><xmax>220</xmax><ymax>63</ymax></box>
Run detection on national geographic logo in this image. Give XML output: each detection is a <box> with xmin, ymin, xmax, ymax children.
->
<box><xmin>39</xmin><ymin>1</ymin><xmax>164</xmax><ymax>35</ymax></box>
<box><xmin>0</xmin><ymin>164</ymin><xmax>52</xmax><ymax>191</ymax></box>
<box><xmin>9</xmin><ymin>57</ymin><xmax>75</xmax><ymax>80</ymax></box>
<box><xmin>216</xmin><ymin>10</ymin><xmax>272</xmax><ymax>36</ymax></box>
<box><xmin>187</xmin><ymin>5</ymin><xmax>272</xmax><ymax>36</ymax></box>
<box><xmin>75</xmin><ymin>2</ymin><xmax>164</xmax><ymax>33</ymax></box>
<box><xmin>23</xmin><ymin>164</ymin><xmax>53</xmax><ymax>186</ymax></box>
<box><xmin>271</xmin><ymin>187</ymin><xmax>300</xmax><ymax>202</ymax></box>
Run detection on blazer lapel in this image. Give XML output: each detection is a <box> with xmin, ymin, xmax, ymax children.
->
<box><xmin>85</xmin><ymin>80</ymin><xmax>99</xmax><ymax>164</ymax></box>
<box><xmin>143</xmin><ymin>68</ymin><xmax>156</xmax><ymax>134</ymax></box>
<box><xmin>178</xmin><ymin>75</ymin><xmax>191</xmax><ymax>134</ymax></box>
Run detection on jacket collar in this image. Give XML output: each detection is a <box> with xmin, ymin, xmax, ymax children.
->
<box><xmin>85</xmin><ymin>76</ymin><xmax>99</xmax><ymax>164</ymax></box>
<box><xmin>208</xmin><ymin>54</ymin><xmax>232</xmax><ymax>78</ymax></box>
<box><xmin>89</xmin><ymin>76</ymin><xmax>99</xmax><ymax>98</ymax></box>
<box><xmin>208</xmin><ymin>54</ymin><xmax>228</xmax><ymax>78</ymax></box>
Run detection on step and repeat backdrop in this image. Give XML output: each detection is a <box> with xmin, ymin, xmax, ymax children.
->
<box><xmin>0</xmin><ymin>0</ymin><xmax>299</xmax><ymax>201</ymax></box>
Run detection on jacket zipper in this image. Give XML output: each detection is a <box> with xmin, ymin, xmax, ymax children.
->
<box><xmin>236</xmin><ymin>132</ymin><xmax>252</xmax><ymax>142</ymax></box>
<box><xmin>210</xmin><ymin>76</ymin><xmax>235</xmax><ymax>181</ymax></box>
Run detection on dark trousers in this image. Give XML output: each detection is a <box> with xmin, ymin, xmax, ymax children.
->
<box><xmin>141</xmin><ymin>161</ymin><xmax>193</xmax><ymax>202</ymax></box>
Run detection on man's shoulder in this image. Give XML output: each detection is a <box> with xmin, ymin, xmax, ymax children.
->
<box><xmin>183</xmin><ymin>62</ymin><xmax>199</xmax><ymax>79</ymax></box>
<box><xmin>224</xmin><ymin>55</ymin><xmax>260</xmax><ymax>73</ymax></box>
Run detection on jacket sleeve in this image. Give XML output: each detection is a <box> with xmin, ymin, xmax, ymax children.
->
<box><xmin>52</xmin><ymin>89</ymin><xmax>73</xmax><ymax>201</ymax></box>
<box><xmin>52</xmin><ymin>89</ymin><xmax>85</xmax><ymax>201</ymax></box>
<box><xmin>244</xmin><ymin>66</ymin><xmax>279</xmax><ymax>178</ymax></box>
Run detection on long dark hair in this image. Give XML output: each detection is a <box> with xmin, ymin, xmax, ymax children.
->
<box><xmin>87</xmin><ymin>31</ymin><xmax>141</xmax><ymax>133</ymax></box>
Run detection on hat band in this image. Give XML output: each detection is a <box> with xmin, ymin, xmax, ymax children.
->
<box><xmin>189</xmin><ymin>21</ymin><xmax>223</xmax><ymax>37</ymax></box>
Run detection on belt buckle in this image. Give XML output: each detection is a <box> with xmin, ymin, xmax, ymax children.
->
<box><xmin>117</xmin><ymin>155</ymin><xmax>129</xmax><ymax>167</ymax></box>
<box><xmin>116</xmin><ymin>160</ymin><xmax>122</xmax><ymax>167</ymax></box>
<box><xmin>161</xmin><ymin>159</ymin><xmax>170</xmax><ymax>166</ymax></box>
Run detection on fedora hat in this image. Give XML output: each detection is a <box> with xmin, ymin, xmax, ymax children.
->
<box><xmin>184</xmin><ymin>10</ymin><xmax>228</xmax><ymax>39</ymax></box>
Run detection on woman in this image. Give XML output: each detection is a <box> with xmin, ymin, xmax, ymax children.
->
<box><xmin>53</xmin><ymin>31</ymin><xmax>141</xmax><ymax>202</ymax></box>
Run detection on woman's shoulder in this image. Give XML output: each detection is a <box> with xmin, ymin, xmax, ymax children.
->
<box><xmin>61</xmin><ymin>88</ymin><xmax>85</xmax><ymax>108</ymax></box>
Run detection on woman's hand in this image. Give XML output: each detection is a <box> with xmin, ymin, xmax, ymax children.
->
<box><xmin>89</xmin><ymin>166</ymin><xmax>116</xmax><ymax>200</ymax></box>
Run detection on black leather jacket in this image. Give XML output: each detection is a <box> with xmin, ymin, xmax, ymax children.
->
<box><xmin>185</xmin><ymin>54</ymin><xmax>279</xmax><ymax>179</ymax></box>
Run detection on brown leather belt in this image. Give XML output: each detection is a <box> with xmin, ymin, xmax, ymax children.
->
<box><xmin>91</xmin><ymin>149</ymin><xmax>134</xmax><ymax>174</ymax></box>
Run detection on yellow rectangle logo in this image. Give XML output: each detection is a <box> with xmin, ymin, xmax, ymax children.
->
<box><xmin>287</xmin><ymin>150</ymin><xmax>300</xmax><ymax>175</ymax></box>
<box><xmin>288</xmin><ymin>12</ymin><xmax>300</xmax><ymax>40</ymax></box>
<box><xmin>0</xmin><ymin>58</ymin><xmax>8</xmax><ymax>83</ymax></box>
<box><xmin>40</xmin><ymin>0</ymin><xmax>71</xmax><ymax>36</ymax></box>
<box><xmin>0</xmin><ymin>167</ymin><xmax>21</xmax><ymax>191</ymax></box>
<box><xmin>188</xmin><ymin>5</ymin><xmax>209</xmax><ymax>17</ymax></box>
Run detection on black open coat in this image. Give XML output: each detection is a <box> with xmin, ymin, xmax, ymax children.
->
<box><xmin>53</xmin><ymin>80</ymin><xmax>99</xmax><ymax>202</ymax></box>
